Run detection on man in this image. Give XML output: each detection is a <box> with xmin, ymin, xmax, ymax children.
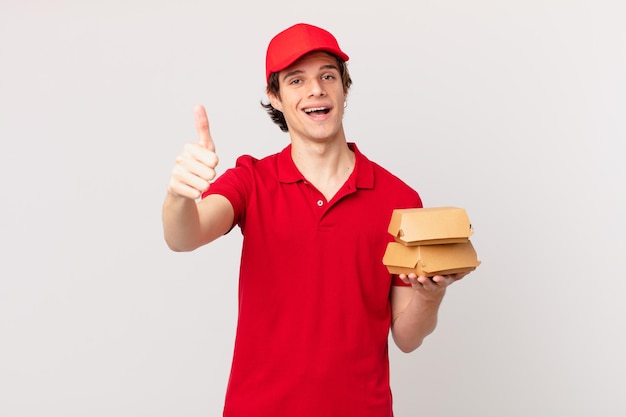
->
<box><xmin>163</xmin><ymin>22</ymin><xmax>469</xmax><ymax>417</ymax></box>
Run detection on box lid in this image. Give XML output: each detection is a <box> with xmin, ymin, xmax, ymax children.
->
<box><xmin>388</xmin><ymin>206</ymin><xmax>474</xmax><ymax>246</ymax></box>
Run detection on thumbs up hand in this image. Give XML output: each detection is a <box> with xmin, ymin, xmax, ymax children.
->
<box><xmin>167</xmin><ymin>105</ymin><xmax>220</xmax><ymax>200</ymax></box>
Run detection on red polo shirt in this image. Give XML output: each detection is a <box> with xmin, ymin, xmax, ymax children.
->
<box><xmin>205</xmin><ymin>143</ymin><xmax>422</xmax><ymax>417</ymax></box>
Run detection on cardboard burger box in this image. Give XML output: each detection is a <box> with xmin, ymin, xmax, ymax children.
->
<box><xmin>388</xmin><ymin>206</ymin><xmax>473</xmax><ymax>245</ymax></box>
<box><xmin>383</xmin><ymin>241</ymin><xmax>480</xmax><ymax>276</ymax></box>
<box><xmin>383</xmin><ymin>206</ymin><xmax>481</xmax><ymax>276</ymax></box>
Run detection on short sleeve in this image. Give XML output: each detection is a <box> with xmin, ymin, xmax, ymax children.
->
<box><xmin>203</xmin><ymin>154</ymin><xmax>258</xmax><ymax>229</ymax></box>
<box><xmin>391</xmin><ymin>274</ymin><xmax>411</xmax><ymax>287</ymax></box>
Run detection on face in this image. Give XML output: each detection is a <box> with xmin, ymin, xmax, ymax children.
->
<box><xmin>268</xmin><ymin>51</ymin><xmax>347</xmax><ymax>144</ymax></box>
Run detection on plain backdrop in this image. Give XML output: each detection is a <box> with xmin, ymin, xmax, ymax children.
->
<box><xmin>1</xmin><ymin>1</ymin><xmax>624</xmax><ymax>416</ymax></box>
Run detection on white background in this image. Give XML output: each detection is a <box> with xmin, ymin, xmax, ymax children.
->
<box><xmin>1</xmin><ymin>1</ymin><xmax>624</xmax><ymax>416</ymax></box>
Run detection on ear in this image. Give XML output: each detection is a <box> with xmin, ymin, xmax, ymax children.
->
<box><xmin>268</xmin><ymin>92</ymin><xmax>283</xmax><ymax>112</ymax></box>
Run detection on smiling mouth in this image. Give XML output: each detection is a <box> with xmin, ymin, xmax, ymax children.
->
<box><xmin>304</xmin><ymin>107</ymin><xmax>330</xmax><ymax>115</ymax></box>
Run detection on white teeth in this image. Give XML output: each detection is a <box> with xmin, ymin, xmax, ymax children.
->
<box><xmin>304</xmin><ymin>107</ymin><xmax>328</xmax><ymax>113</ymax></box>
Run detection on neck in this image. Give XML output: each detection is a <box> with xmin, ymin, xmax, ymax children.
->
<box><xmin>291</xmin><ymin>138</ymin><xmax>355</xmax><ymax>201</ymax></box>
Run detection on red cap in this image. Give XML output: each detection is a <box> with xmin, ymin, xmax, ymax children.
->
<box><xmin>265</xmin><ymin>23</ymin><xmax>349</xmax><ymax>83</ymax></box>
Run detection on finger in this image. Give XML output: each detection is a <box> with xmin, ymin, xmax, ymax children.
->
<box><xmin>398</xmin><ymin>274</ymin><xmax>410</xmax><ymax>284</ymax></box>
<box><xmin>430</xmin><ymin>275</ymin><xmax>444</xmax><ymax>283</ymax></box>
<box><xmin>167</xmin><ymin>173</ymin><xmax>206</xmax><ymax>200</ymax></box>
<box><xmin>431</xmin><ymin>275</ymin><xmax>454</xmax><ymax>287</ymax></box>
<box><xmin>169</xmin><ymin>182</ymin><xmax>203</xmax><ymax>200</ymax></box>
<box><xmin>183</xmin><ymin>143</ymin><xmax>219</xmax><ymax>170</ymax></box>
<box><xmin>170</xmin><ymin>165</ymin><xmax>212</xmax><ymax>195</ymax></box>
<box><xmin>415</xmin><ymin>276</ymin><xmax>444</xmax><ymax>291</ymax></box>
<box><xmin>416</xmin><ymin>276</ymin><xmax>432</xmax><ymax>286</ymax></box>
<box><xmin>176</xmin><ymin>154</ymin><xmax>217</xmax><ymax>183</ymax></box>
<box><xmin>406</xmin><ymin>275</ymin><xmax>425</xmax><ymax>288</ymax></box>
<box><xmin>194</xmin><ymin>104</ymin><xmax>216</xmax><ymax>152</ymax></box>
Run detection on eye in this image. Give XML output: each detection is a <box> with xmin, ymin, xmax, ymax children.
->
<box><xmin>289</xmin><ymin>78</ymin><xmax>302</xmax><ymax>85</ymax></box>
<box><xmin>322</xmin><ymin>74</ymin><xmax>336</xmax><ymax>81</ymax></box>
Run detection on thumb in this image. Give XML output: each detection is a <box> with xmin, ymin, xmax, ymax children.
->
<box><xmin>194</xmin><ymin>104</ymin><xmax>215</xmax><ymax>151</ymax></box>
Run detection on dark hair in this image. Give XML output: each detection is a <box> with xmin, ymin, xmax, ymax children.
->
<box><xmin>260</xmin><ymin>53</ymin><xmax>353</xmax><ymax>132</ymax></box>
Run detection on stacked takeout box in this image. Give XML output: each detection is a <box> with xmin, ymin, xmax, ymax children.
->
<box><xmin>382</xmin><ymin>206</ymin><xmax>481</xmax><ymax>276</ymax></box>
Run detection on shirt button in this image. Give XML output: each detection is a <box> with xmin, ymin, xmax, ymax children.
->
<box><xmin>317</xmin><ymin>200</ymin><xmax>324</xmax><ymax>207</ymax></box>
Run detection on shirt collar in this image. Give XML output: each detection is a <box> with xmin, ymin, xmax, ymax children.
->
<box><xmin>277</xmin><ymin>142</ymin><xmax>375</xmax><ymax>189</ymax></box>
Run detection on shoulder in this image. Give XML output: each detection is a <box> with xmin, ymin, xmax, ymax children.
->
<box><xmin>370</xmin><ymin>159</ymin><xmax>414</xmax><ymax>188</ymax></box>
<box><xmin>374</xmin><ymin>161</ymin><xmax>422</xmax><ymax>205</ymax></box>
<box><xmin>353</xmin><ymin>145</ymin><xmax>422</xmax><ymax>207</ymax></box>
<box><xmin>355</xmin><ymin>145</ymin><xmax>418</xmax><ymax>192</ymax></box>
<box><xmin>234</xmin><ymin>149</ymin><xmax>282</xmax><ymax>171</ymax></box>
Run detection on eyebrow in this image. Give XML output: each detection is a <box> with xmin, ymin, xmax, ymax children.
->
<box><xmin>281</xmin><ymin>64</ymin><xmax>340</xmax><ymax>82</ymax></box>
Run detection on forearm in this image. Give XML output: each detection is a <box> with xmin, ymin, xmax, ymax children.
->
<box><xmin>162</xmin><ymin>192</ymin><xmax>203</xmax><ymax>252</ymax></box>
<box><xmin>391</xmin><ymin>291</ymin><xmax>444</xmax><ymax>353</ymax></box>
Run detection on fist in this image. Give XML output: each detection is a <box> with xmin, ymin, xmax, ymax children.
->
<box><xmin>167</xmin><ymin>105</ymin><xmax>219</xmax><ymax>199</ymax></box>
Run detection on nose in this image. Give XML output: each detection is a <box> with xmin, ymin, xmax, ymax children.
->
<box><xmin>307</xmin><ymin>78</ymin><xmax>326</xmax><ymax>97</ymax></box>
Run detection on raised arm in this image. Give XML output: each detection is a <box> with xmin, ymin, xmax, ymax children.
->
<box><xmin>162</xmin><ymin>105</ymin><xmax>234</xmax><ymax>252</ymax></box>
